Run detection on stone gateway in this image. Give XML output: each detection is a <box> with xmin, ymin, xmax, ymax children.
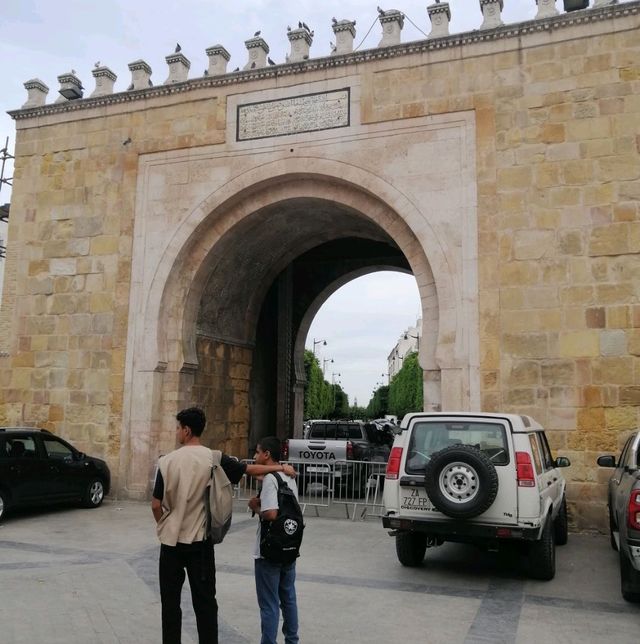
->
<box><xmin>1</xmin><ymin>2</ymin><xmax>639</xmax><ymax>531</ymax></box>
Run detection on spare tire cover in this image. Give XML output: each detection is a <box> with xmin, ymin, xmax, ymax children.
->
<box><xmin>424</xmin><ymin>444</ymin><xmax>499</xmax><ymax>519</ymax></box>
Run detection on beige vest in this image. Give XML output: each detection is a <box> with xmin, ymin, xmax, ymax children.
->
<box><xmin>156</xmin><ymin>445</ymin><xmax>212</xmax><ymax>546</ymax></box>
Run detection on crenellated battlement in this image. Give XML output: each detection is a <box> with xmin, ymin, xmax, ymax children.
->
<box><xmin>9</xmin><ymin>0</ymin><xmax>636</xmax><ymax>120</ymax></box>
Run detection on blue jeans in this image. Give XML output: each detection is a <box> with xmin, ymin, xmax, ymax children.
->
<box><xmin>254</xmin><ymin>558</ymin><xmax>299</xmax><ymax>644</ymax></box>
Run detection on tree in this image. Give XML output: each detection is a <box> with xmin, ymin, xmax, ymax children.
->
<box><xmin>303</xmin><ymin>350</ymin><xmax>344</xmax><ymax>419</ymax></box>
<box><xmin>330</xmin><ymin>384</ymin><xmax>349</xmax><ymax>419</ymax></box>
<box><xmin>387</xmin><ymin>352</ymin><xmax>423</xmax><ymax>419</ymax></box>
<box><xmin>366</xmin><ymin>385</ymin><xmax>389</xmax><ymax>418</ymax></box>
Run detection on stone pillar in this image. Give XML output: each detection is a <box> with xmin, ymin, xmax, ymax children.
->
<box><xmin>243</xmin><ymin>36</ymin><xmax>269</xmax><ymax>70</ymax></box>
<box><xmin>276</xmin><ymin>268</ymin><xmax>294</xmax><ymax>441</ymax></box>
<box><xmin>479</xmin><ymin>0</ymin><xmax>504</xmax><ymax>30</ymax></box>
<box><xmin>55</xmin><ymin>71</ymin><xmax>83</xmax><ymax>103</ymax></box>
<box><xmin>536</xmin><ymin>0</ymin><xmax>559</xmax><ymax>18</ymax></box>
<box><xmin>205</xmin><ymin>45</ymin><xmax>230</xmax><ymax>76</ymax></box>
<box><xmin>427</xmin><ymin>2</ymin><xmax>451</xmax><ymax>39</ymax></box>
<box><xmin>128</xmin><ymin>60</ymin><xmax>152</xmax><ymax>90</ymax></box>
<box><xmin>331</xmin><ymin>19</ymin><xmax>356</xmax><ymax>55</ymax></box>
<box><xmin>22</xmin><ymin>78</ymin><xmax>49</xmax><ymax>108</ymax></box>
<box><xmin>287</xmin><ymin>27</ymin><xmax>313</xmax><ymax>63</ymax></box>
<box><xmin>165</xmin><ymin>51</ymin><xmax>190</xmax><ymax>84</ymax></box>
<box><xmin>593</xmin><ymin>0</ymin><xmax>617</xmax><ymax>7</ymax></box>
<box><xmin>378</xmin><ymin>9</ymin><xmax>404</xmax><ymax>47</ymax></box>
<box><xmin>90</xmin><ymin>65</ymin><xmax>117</xmax><ymax>98</ymax></box>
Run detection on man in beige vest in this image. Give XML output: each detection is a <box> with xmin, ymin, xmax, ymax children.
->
<box><xmin>151</xmin><ymin>407</ymin><xmax>296</xmax><ymax>644</ymax></box>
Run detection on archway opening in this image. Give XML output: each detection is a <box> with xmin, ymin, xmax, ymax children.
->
<box><xmin>183</xmin><ymin>195</ymin><xmax>437</xmax><ymax>457</ymax></box>
<box><xmin>304</xmin><ymin>271</ymin><xmax>422</xmax><ymax>422</ymax></box>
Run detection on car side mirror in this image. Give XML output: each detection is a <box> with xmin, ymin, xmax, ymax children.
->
<box><xmin>596</xmin><ymin>455</ymin><xmax>616</xmax><ymax>468</ymax></box>
<box><xmin>555</xmin><ymin>456</ymin><xmax>571</xmax><ymax>468</ymax></box>
<box><xmin>73</xmin><ymin>451</ymin><xmax>85</xmax><ymax>461</ymax></box>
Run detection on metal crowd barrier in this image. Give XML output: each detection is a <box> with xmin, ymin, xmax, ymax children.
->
<box><xmin>235</xmin><ymin>458</ymin><xmax>387</xmax><ymax>521</ymax></box>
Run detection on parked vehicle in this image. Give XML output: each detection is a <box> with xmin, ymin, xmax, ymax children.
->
<box><xmin>285</xmin><ymin>420</ymin><xmax>391</xmax><ymax>497</ymax></box>
<box><xmin>382</xmin><ymin>412</ymin><xmax>570</xmax><ymax>580</ymax></box>
<box><xmin>0</xmin><ymin>427</ymin><xmax>111</xmax><ymax>521</ymax></box>
<box><xmin>597</xmin><ymin>431</ymin><xmax>640</xmax><ymax>602</ymax></box>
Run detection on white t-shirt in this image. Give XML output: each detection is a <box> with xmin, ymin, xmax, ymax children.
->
<box><xmin>253</xmin><ymin>472</ymin><xmax>299</xmax><ymax>559</ymax></box>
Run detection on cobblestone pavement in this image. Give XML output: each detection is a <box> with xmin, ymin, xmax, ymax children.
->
<box><xmin>0</xmin><ymin>500</ymin><xmax>638</xmax><ymax>643</ymax></box>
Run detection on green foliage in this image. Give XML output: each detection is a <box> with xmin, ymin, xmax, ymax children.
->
<box><xmin>331</xmin><ymin>384</ymin><xmax>349</xmax><ymax>419</ymax></box>
<box><xmin>347</xmin><ymin>404</ymin><xmax>368</xmax><ymax>420</ymax></box>
<box><xmin>367</xmin><ymin>385</ymin><xmax>389</xmax><ymax>418</ymax></box>
<box><xmin>303</xmin><ymin>350</ymin><xmax>349</xmax><ymax>419</ymax></box>
<box><xmin>387</xmin><ymin>352</ymin><xmax>423</xmax><ymax>419</ymax></box>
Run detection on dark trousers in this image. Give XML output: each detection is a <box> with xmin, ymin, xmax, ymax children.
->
<box><xmin>159</xmin><ymin>540</ymin><xmax>217</xmax><ymax>644</ymax></box>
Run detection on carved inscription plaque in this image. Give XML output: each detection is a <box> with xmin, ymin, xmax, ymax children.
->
<box><xmin>236</xmin><ymin>88</ymin><xmax>350</xmax><ymax>141</ymax></box>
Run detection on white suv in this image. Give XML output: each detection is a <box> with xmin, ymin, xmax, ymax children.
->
<box><xmin>382</xmin><ymin>412</ymin><xmax>570</xmax><ymax>580</ymax></box>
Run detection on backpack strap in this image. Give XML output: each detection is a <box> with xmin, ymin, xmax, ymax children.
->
<box><xmin>210</xmin><ymin>449</ymin><xmax>223</xmax><ymax>476</ymax></box>
<box><xmin>268</xmin><ymin>471</ymin><xmax>289</xmax><ymax>490</ymax></box>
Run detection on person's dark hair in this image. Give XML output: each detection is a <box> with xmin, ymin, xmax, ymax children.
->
<box><xmin>176</xmin><ymin>407</ymin><xmax>206</xmax><ymax>436</ymax></box>
<box><xmin>257</xmin><ymin>436</ymin><xmax>281</xmax><ymax>462</ymax></box>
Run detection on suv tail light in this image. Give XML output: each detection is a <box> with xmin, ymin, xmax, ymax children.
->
<box><xmin>282</xmin><ymin>439</ymin><xmax>289</xmax><ymax>461</ymax></box>
<box><xmin>386</xmin><ymin>447</ymin><xmax>403</xmax><ymax>480</ymax></box>
<box><xmin>346</xmin><ymin>440</ymin><xmax>354</xmax><ymax>460</ymax></box>
<box><xmin>516</xmin><ymin>451</ymin><xmax>536</xmax><ymax>487</ymax></box>
<box><xmin>629</xmin><ymin>489</ymin><xmax>640</xmax><ymax>531</ymax></box>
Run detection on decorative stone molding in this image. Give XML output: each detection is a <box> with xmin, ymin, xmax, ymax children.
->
<box><xmin>206</xmin><ymin>45</ymin><xmax>231</xmax><ymax>76</ymax></box>
<box><xmin>287</xmin><ymin>27</ymin><xmax>313</xmax><ymax>63</ymax></box>
<box><xmin>331</xmin><ymin>19</ymin><xmax>356</xmax><ymax>55</ymax></box>
<box><xmin>536</xmin><ymin>0</ymin><xmax>560</xmax><ymax>19</ymax></box>
<box><xmin>128</xmin><ymin>59</ymin><xmax>153</xmax><ymax>91</ymax></box>
<box><xmin>243</xmin><ymin>36</ymin><xmax>269</xmax><ymax>70</ymax></box>
<box><xmin>593</xmin><ymin>0</ymin><xmax>617</xmax><ymax>6</ymax></box>
<box><xmin>427</xmin><ymin>2</ymin><xmax>451</xmax><ymax>39</ymax></box>
<box><xmin>479</xmin><ymin>0</ymin><xmax>504</xmax><ymax>30</ymax></box>
<box><xmin>90</xmin><ymin>65</ymin><xmax>117</xmax><ymax>97</ymax></box>
<box><xmin>22</xmin><ymin>78</ymin><xmax>49</xmax><ymax>108</ymax></box>
<box><xmin>165</xmin><ymin>51</ymin><xmax>191</xmax><ymax>84</ymax></box>
<box><xmin>8</xmin><ymin>0</ymin><xmax>640</xmax><ymax>120</ymax></box>
<box><xmin>56</xmin><ymin>71</ymin><xmax>83</xmax><ymax>103</ymax></box>
<box><xmin>378</xmin><ymin>9</ymin><xmax>404</xmax><ymax>47</ymax></box>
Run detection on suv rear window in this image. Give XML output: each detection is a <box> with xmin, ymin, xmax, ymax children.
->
<box><xmin>406</xmin><ymin>421</ymin><xmax>509</xmax><ymax>474</ymax></box>
<box><xmin>309</xmin><ymin>423</ymin><xmax>363</xmax><ymax>440</ymax></box>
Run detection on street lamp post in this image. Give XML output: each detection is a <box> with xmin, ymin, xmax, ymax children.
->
<box><xmin>322</xmin><ymin>357</ymin><xmax>334</xmax><ymax>375</ymax></box>
<box><xmin>312</xmin><ymin>338</ymin><xmax>327</xmax><ymax>356</ymax></box>
<box><xmin>404</xmin><ymin>332</ymin><xmax>420</xmax><ymax>351</ymax></box>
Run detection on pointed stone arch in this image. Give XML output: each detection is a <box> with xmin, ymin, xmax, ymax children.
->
<box><xmin>120</xmin><ymin>157</ymin><xmax>477</xmax><ymax>497</ymax></box>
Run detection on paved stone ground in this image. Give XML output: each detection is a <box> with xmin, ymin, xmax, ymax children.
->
<box><xmin>0</xmin><ymin>500</ymin><xmax>638</xmax><ymax>643</ymax></box>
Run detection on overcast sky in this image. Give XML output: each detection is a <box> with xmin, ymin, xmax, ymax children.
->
<box><xmin>0</xmin><ymin>0</ymin><xmax>585</xmax><ymax>406</ymax></box>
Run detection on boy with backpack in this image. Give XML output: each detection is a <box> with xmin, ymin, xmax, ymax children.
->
<box><xmin>248</xmin><ymin>436</ymin><xmax>303</xmax><ymax>644</ymax></box>
<box><xmin>151</xmin><ymin>409</ymin><xmax>296</xmax><ymax>644</ymax></box>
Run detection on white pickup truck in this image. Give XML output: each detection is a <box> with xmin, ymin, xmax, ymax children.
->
<box><xmin>284</xmin><ymin>420</ymin><xmax>392</xmax><ymax>497</ymax></box>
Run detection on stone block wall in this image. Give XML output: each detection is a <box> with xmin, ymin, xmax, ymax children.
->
<box><xmin>0</xmin><ymin>95</ymin><xmax>226</xmax><ymax>461</ymax></box>
<box><xmin>360</xmin><ymin>19</ymin><xmax>640</xmax><ymax>529</ymax></box>
<box><xmin>191</xmin><ymin>335</ymin><xmax>252</xmax><ymax>458</ymax></box>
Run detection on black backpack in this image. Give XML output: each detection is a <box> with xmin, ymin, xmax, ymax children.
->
<box><xmin>260</xmin><ymin>473</ymin><xmax>304</xmax><ymax>564</ymax></box>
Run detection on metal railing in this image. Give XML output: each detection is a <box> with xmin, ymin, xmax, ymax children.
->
<box><xmin>236</xmin><ymin>458</ymin><xmax>387</xmax><ymax>520</ymax></box>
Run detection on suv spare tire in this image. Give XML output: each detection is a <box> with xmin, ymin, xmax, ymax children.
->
<box><xmin>424</xmin><ymin>445</ymin><xmax>499</xmax><ymax>519</ymax></box>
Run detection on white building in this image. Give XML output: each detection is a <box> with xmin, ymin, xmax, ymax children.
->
<box><xmin>387</xmin><ymin>318</ymin><xmax>422</xmax><ymax>380</ymax></box>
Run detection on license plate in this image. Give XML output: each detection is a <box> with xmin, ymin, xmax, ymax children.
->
<box><xmin>401</xmin><ymin>489</ymin><xmax>434</xmax><ymax>512</ymax></box>
<box><xmin>307</xmin><ymin>464</ymin><xmax>332</xmax><ymax>475</ymax></box>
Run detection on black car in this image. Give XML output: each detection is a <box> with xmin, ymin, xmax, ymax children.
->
<box><xmin>0</xmin><ymin>427</ymin><xmax>111</xmax><ymax>521</ymax></box>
